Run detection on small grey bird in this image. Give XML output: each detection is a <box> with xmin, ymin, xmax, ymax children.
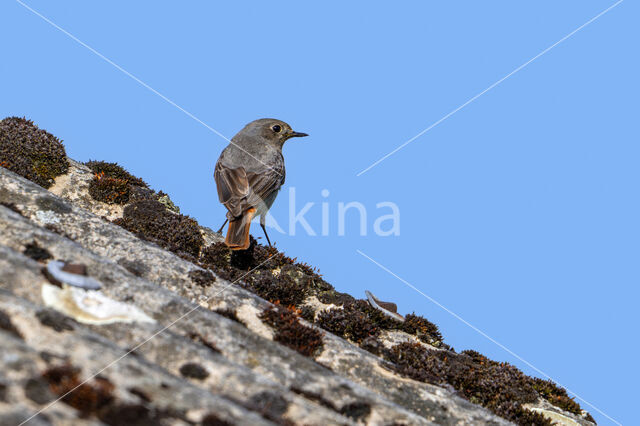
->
<box><xmin>214</xmin><ymin>118</ymin><xmax>308</xmax><ymax>250</ymax></box>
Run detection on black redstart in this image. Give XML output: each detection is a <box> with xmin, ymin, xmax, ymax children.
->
<box><xmin>214</xmin><ymin>118</ymin><xmax>308</xmax><ymax>250</ymax></box>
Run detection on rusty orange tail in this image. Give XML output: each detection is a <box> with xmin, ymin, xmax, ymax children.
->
<box><xmin>225</xmin><ymin>208</ymin><xmax>256</xmax><ymax>250</ymax></box>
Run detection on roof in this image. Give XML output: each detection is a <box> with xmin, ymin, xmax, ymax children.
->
<box><xmin>0</xmin><ymin>118</ymin><xmax>595</xmax><ymax>425</ymax></box>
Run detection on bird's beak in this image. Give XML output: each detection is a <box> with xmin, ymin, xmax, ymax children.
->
<box><xmin>288</xmin><ymin>131</ymin><xmax>308</xmax><ymax>138</ymax></box>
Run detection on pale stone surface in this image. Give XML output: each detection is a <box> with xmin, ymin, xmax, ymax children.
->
<box><xmin>0</xmin><ymin>163</ymin><xmax>594</xmax><ymax>425</ymax></box>
<box><xmin>523</xmin><ymin>399</ymin><xmax>594</xmax><ymax>426</ymax></box>
<box><xmin>48</xmin><ymin>159</ymin><xmax>124</xmax><ymax>221</ymax></box>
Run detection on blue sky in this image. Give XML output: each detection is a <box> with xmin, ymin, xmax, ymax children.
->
<box><xmin>2</xmin><ymin>1</ymin><xmax>637</xmax><ymax>424</ymax></box>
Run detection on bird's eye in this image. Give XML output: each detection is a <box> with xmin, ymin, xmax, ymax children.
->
<box><xmin>272</xmin><ymin>124</ymin><xmax>282</xmax><ymax>133</ymax></box>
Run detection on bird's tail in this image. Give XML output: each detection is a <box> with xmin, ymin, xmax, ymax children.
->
<box><xmin>225</xmin><ymin>207</ymin><xmax>256</xmax><ymax>250</ymax></box>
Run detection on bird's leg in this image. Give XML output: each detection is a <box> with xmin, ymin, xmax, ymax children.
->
<box><xmin>217</xmin><ymin>218</ymin><xmax>228</xmax><ymax>234</ymax></box>
<box><xmin>260</xmin><ymin>215</ymin><xmax>272</xmax><ymax>246</ymax></box>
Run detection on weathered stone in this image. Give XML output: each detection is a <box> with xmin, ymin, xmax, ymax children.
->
<box><xmin>0</xmin><ymin>161</ymin><xmax>593</xmax><ymax>426</ymax></box>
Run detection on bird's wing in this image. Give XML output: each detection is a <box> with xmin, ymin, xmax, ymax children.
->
<box><xmin>214</xmin><ymin>152</ymin><xmax>285</xmax><ymax>218</ymax></box>
<box><xmin>214</xmin><ymin>161</ymin><xmax>250</xmax><ymax>218</ymax></box>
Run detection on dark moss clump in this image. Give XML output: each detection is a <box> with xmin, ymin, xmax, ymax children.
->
<box><xmin>36</xmin><ymin>309</ymin><xmax>75</xmax><ymax>332</ymax></box>
<box><xmin>201</xmin><ymin>413</ymin><xmax>233</xmax><ymax>426</ymax></box>
<box><xmin>0</xmin><ymin>309</ymin><xmax>23</xmax><ymax>340</ymax></box>
<box><xmin>23</xmin><ymin>242</ymin><xmax>52</xmax><ymax>262</ymax></box>
<box><xmin>214</xmin><ymin>308</ymin><xmax>244</xmax><ymax>326</ymax></box>
<box><xmin>244</xmin><ymin>268</ymin><xmax>308</xmax><ymax>306</ymax></box>
<box><xmin>199</xmin><ymin>242</ymin><xmax>232</xmax><ymax>272</ymax></box>
<box><xmin>43</xmin><ymin>365</ymin><xmax>114</xmax><ymax>416</ymax></box>
<box><xmin>25</xmin><ymin>377</ymin><xmax>55</xmax><ymax>404</ymax></box>
<box><xmin>317</xmin><ymin>289</ymin><xmax>355</xmax><ymax>306</ymax></box>
<box><xmin>113</xmin><ymin>200</ymin><xmax>204</xmax><ymax>257</ymax></box>
<box><xmin>460</xmin><ymin>351</ymin><xmax>587</xmax><ymax>419</ymax></box>
<box><xmin>298</xmin><ymin>305</ymin><xmax>316</xmax><ymax>322</ymax></box>
<box><xmin>317</xmin><ymin>303</ymin><xmax>379</xmax><ymax>344</ymax></box>
<box><xmin>85</xmin><ymin>160</ymin><xmax>147</xmax><ymax>188</ymax></box>
<box><xmin>511</xmin><ymin>408</ymin><xmax>555</xmax><ymax>425</ymax></box>
<box><xmin>85</xmin><ymin>160</ymin><xmax>148</xmax><ymax>205</ymax></box>
<box><xmin>317</xmin><ymin>299</ymin><xmax>442</xmax><ymax>348</ymax></box>
<box><xmin>188</xmin><ymin>269</ymin><xmax>216</xmax><ymax>287</ymax></box>
<box><xmin>88</xmin><ymin>172</ymin><xmax>130</xmax><ymax>204</ymax></box>
<box><xmin>99</xmin><ymin>402</ymin><xmax>181</xmax><ymax>426</ymax></box>
<box><xmin>339</xmin><ymin>401</ymin><xmax>371</xmax><ymax>421</ymax></box>
<box><xmin>260</xmin><ymin>306</ymin><xmax>324</xmax><ymax>357</ymax></box>
<box><xmin>199</xmin><ymin>239</ymin><xmax>327</xmax><ymax>307</ymax></box>
<box><xmin>0</xmin><ymin>117</ymin><xmax>69</xmax><ymax>188</ymax></box>
<box><xmin>317</xmin><ymin>294</ymin><xmax>446</xmax><ymax>351</ymax></box>
<box><xmin>360</xmin><ymin>335</ymin><xmax>387</xmax><ymax>356</ymax></box>
<box><xmin>531</xmin><ymin>378</ymin><xmax>582</xmax><ymax>416</ymax></box>
<box><xmin>402</xmin><ymin>313</ymin><xmax>443</xmax><ymax>347</ymax></box>
<box><xmin>354</xmin><ymin>299</ymin><xmax>405</xmax><ymax>331</ymax></box>
<box><xmin>117</xmin><ymin>258</ymin><xmax>148</xmax><ymax>277</ymax></box>
<box><xmin>386</xmin><ymin>343</ymin><xmax>557</xmax><ymax>425</ymax></box>
<box><xmin>248</xmin><ymin>391</ymin><xmax>290</xmax><ymax>424</ymax></box>
<box><xmin>179</xmin><ymin>362</ymin><xmax>209</xmax><ymax>380</ymax></box>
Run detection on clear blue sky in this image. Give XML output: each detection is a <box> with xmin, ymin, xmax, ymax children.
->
<box><xmin>2</xmin><ymin>1</ymin><xmax>637</xmax><ymax>424</ymax></box>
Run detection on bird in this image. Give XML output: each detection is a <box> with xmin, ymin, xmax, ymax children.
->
<box><xmin>214</xmin><ymin>118</ymin><xmax>308</xmax><ymax>250</ymax></box>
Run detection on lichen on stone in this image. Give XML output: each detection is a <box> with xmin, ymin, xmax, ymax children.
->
<box><xmin>156</xmin><ymin>191</ymin><xmax>180</xmax><ymax>213</ymax></box>
<box><xmin>41</xmin><ymin>283</ymin><xmax>155</xmax><ymax>325</ymax></box>
<box><xmin>0</xmin><ymin>117</ymin><xmax>69</xmax><ymax>188</ymax></box>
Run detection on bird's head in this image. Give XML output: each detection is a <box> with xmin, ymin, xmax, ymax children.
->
<box><xmin>239</xmin><ymin>118</ymin><xmax>308</xmax><ymax>148</ymax></box>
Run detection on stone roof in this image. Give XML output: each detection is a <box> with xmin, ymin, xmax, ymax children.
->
<box><xmin>0</xmin><ymin>118</ymin><xmax>595</xmax><ymax>425</ymax></box>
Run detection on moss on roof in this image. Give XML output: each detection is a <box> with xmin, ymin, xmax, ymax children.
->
<box><xmin>4</xmin><ymin>138</ymin><xmax>587</xmax><ymax>424</ymax></box>
<box><xmin>387</xmin><ymin>343</ymin><xmax>554</xmax><ymax>425</ymax></box>
<box><xmin>193</xmin><ymin>232</ymin><xmax>590</xmax><ymax>424</ymax></box>
<box><xmin>85</xmin><ymin>160</ymin><xmax>148</xmax><ymax>205</ymax></box>
<box><xmin>260</xmin><ymin>305</ymin><xmax>324</xmax><ymax>357</ymax></box>
<box><xmin>532</xmin><ymin>377</ymin><xmax>584</xmax><ymax>417</ymax></box>
<box><xmin>317</xmin><ymin>302</ymin><xmax>380</xmax><ymax>344</ymax></box>
<box><xmin>0</xmin><ymin>117</ymin><xmax>69</xmax><ymax>188</ymax></box>
<box><xmin>113</xmin><ymin>200</ymin><xmax>204</xmax><ymax>258</ymax></box>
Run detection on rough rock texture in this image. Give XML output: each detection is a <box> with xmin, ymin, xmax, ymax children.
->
<box><xmin>0</xmin><ymin>131</ymin><xmax>595</xmax><ymax>425</ymax></box>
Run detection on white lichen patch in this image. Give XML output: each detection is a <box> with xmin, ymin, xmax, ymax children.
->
<box><xmin>42</xmin><ymin>283</ymin><xmax>155</xmax><ymax>325</ymax></box>
<box><xmin>299</xmin><ymin>295</ymin><xmax>339</xmax><ymax>321</ymax></box>
<box><xmin>48</xmin><ymin>170</ymin><xmax>73</xmax><ymax>196</ymax></box>
<box><xmin>49</xmin><ymin>160</ymin><xmax>124</xmax><ymax>221</ymax></box>
<box><xmin>379</xmin><ymin>329</ymin><xmax>423</xmax><ymax>349</ymax></box>
<box><xmin>35</xmin><ymin>210</ymin><xmax>60</xmax><ymax>224</ymax></box>
<box><xmin>236</xmin><ymin>304</ymin><xmax>273</xmax><ymax>339</ymax></box>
